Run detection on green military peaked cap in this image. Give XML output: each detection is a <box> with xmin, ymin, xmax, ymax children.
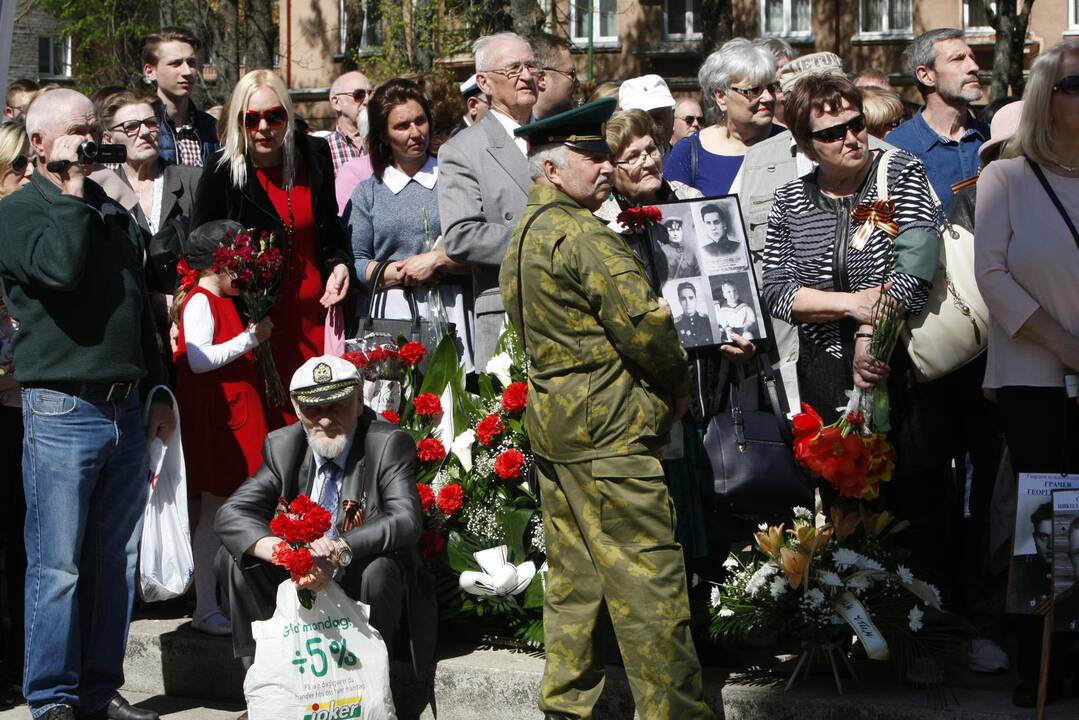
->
<box><xmin>514</xmin><ymin>97</ymin><xmax>616</xmax><ymax>154</ymax></box>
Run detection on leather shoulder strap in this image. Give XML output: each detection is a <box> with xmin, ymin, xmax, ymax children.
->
<box><xmin>515</xmin><ymin>202</ymin><xmax>560</xmax><ymax>352</ymax></box>
<box><xmin>1030</xmin><ymin>161</ymin><xmax>1079</xmax><ymax>249</ymax></box>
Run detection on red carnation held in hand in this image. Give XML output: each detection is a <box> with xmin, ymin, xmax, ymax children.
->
<box><xmin>271</xmin><ymin>542</ymin><xmax>315</xmax><ymax>580</ymax></box>
<box><xmin>417</xmin><ymin>437</ymin><xmax>447</xmax><ymax>462</ymax></box>
<box><xmin>494</xmin><ymin>448</ymin><xmax>526</xmax><ymax>479</ymax></box>
<box><xmin>414</xmin><ymin>393</ymin><xmax>442</xmax><ymax>416</ymax></box>
<box><xmin>475</xmin><ymin>413</ymin><xmax>505</xmax><ymax>446</ymax></box>
<box><xmin>501</xmin><ymin>382</ymin><xmax>528</xmax><ymax>414</ymax></box>
<box><xmin>417</xmin><ymin>482</ymin><xmax>435</xmax><ymax>513</ymax></box>
<box><xmin>436</xmin><ymin>483</ymin><xmax>464</xmax><ymax>516</ymax></box>
<box><xmin>380</xmin><ymin>409</ymin><xmax>400</xmax><ymax>424</ymax></box>
<box><xmin>399</xmin><ymin>341</ymin><xmax>427</xmax><ymax>366</ymax></box>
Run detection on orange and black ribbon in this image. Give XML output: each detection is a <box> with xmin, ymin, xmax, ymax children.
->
<box><xmin>340</xmin><ymin>498</ymin><xmax>364</xmax><ymax>532</ymax></box>
<box><xmin>849</xmin><ymin>199</ymin><xmax>899</xmax><ymax>250</ymax></box>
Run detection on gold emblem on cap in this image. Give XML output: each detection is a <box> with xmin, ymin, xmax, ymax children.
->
<box><xmin>312</xmin><ymin>362</ymin><xmax>333</xmax><ymax>384</ymax></box>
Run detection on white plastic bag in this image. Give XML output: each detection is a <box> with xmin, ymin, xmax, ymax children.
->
<box><xmin>139</xmin><ymin>385</ymin><xmax>194</xmax><ymax>601</ymax></box>
<box><xmin>244</xmin><ymin>580</ymin><xmax>397</xmax><ymax>720</ymax></box>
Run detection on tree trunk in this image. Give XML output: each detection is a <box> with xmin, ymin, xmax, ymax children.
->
<box><xmin>245</xmin><ymin>0</ymin><xmax>276</xmax><ymax>74</ymax></box>
<box><xmin>209</xmin><ymin>0</ymin><xmax>242</xmax><ymax>106</ymax></box>
<box><xmin>509</xmin><ymin>0</ymin><xmax>541</xmax><ymax>36</ymax></box>
<box><xmin>697</xmin><ymin>0</ymin><xmax>733</xmax><ymax>56</ymax></box>
<box><xmin>988</xmin><ymin>0</ymin><xmax>1036</xmax><ymax>101</ymax></box>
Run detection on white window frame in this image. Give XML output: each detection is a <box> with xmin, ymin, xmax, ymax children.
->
<box><xmin>856</xmin><ymin>0</ymin><xmax>913</xmax><ymax>38</ymax></box>
<box><xmin>1069</xmin><ymin>0</ymin><xmax>1079</xmax><ymax>32</ymax></box>
<box><xmin>963</xmin><ymin>0</ymin><xmax>995</xmax><ymax>32</ymax></box>
<box><xmin>38</xmin><ymin>36</ymin><xmax>72</xmax><ymax>78</ymax></box>
<box><xmin>569</xmin><ymin>0</ymin><xmax>619</xmax><ymax>44</ymax></box>
<box><xmin>758</xmin><ymin>0</ymin><xmax>813</xmax><ymax>39</ymax></box>
<box><xmin>664</xmin><ymin>0</ymin><xmax>701</xmax><ymax>40</ymax></box>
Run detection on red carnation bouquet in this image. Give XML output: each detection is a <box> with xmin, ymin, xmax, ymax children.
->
<box><xmin>616</xmin><ymin>205</ymin><xmax>663</xmax><ymax>233</ymax></box>
<box><xmin>211</xmin><ymin>228</ymin><xmax>286</xmax><ymax>406</ymax></box>
<box><xmin>791</xmin><ymin>403</ymin><xmax>896</xmax><ymax>500</ymax></box>
<box><xmin>269</xmin><ymin>494</ymin><xmax>332</xmax><ymax>608</ymax></box>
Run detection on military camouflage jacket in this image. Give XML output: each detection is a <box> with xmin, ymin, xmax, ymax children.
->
<box><xmin>499</xmin><ymin>184</ymin><xmax>691</xmax><ymax>464</ymax></box>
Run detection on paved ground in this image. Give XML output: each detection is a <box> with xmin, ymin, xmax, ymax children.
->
<box><xmin>0</xmin><ymin>692</ymin><xmax>243</xmax><ymax>719</ymax></box>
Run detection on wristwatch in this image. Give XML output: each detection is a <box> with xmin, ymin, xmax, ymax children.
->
<box><xmin>329</xmin><ymin>538</ymin><xmax>353</xmax><ymax>568</ymax></box>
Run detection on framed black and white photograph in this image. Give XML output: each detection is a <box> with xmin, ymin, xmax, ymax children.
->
<box><xmin>1006</xmin><ymin>474</ymin><xmax>1079</xmax><ymax>615</ymax></box>
<box><xmin>647</xmin><ymin>194</ymin><xmax>766</xmax><ymax>349</ymax></box>
<box><xmin>1052</xmin><ymin>489</ymin><xmax>1079</xmax><ymax>631</ymax></box>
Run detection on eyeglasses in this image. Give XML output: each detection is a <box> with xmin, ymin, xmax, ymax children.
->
<box><xmin>1053</xmin><ymin>75</ymin><xmax>1079</xmax><ymax>95</ymax></box>
<box><xmin>481</xmin><ymin>62</ymin><xmax>544</xmax><ymax>81</ymax></box>
<box><xmin>109</xmin><ymin>116</ymin><xmax>161</xmax><ymax>136</ymax></box>
<box><xmin>241</xmin><ymin>106</ymin><xmax>289</xmax><ymax>130</ymax></box>
<box><xmin>677</xmin><ymin>114</ymin><xmax>704</xmax><ymax>125</ymax></box>
<box><xmin>8</xmin><ymin>154</ymin><xmax>33</xmax><ymax>174</ymax></box>
<box><xmin>729</xmin><ymin>81</ymin><xmax>781</xmax><ymax>101</ymax></box>
<box><xmin>544</xmin><ymin>66</ymin><xmax>578</xmax><ymax>84</ymax></box>
<box><xmin>333</xmin><ymin>88</ymin><xmax>369</xmax><ymax>103</ymax></box>
<box><xmin>615</xmin><ymin>144</ymin><xmax>661</xmax><ymax>170</ymax></box>
<box><xmin>811</xmin><ymin>114</ymin><xmax>867</xmax><ymax>143</ymax></box>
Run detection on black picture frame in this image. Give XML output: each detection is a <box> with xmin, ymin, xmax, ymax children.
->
<box><xmin>647</xmin><ymin>194</ymin><xmax>768</xmax><ymax>350</ymax></box>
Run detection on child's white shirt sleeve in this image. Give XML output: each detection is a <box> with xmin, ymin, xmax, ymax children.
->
<box><xmin>183</xmin><ymin>293</ymin><xmax>260</xmax><ymax>374</ymax></box>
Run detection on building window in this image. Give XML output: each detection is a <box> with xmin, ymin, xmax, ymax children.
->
<box><xmin>964</xmin><ymin>0</ymin><xmax>995</xmax><ymax>30</ymax></box>
<box><xmin>1070</xmin><ymin>0</ymin><xmax>1078</xmax><ymax>31</ymax></box>
<box><xmin>38</xmin><ymin>36</ymin><xmax>71</xmax><ymax>77</ymax></box>
<box><xmin>570</xmin><ymin>0</ymin><xmax>618</xmax><ymax>43</ymax></box>
<box><xmin>760</xmin><ymin>0</ymin><xmax>812</xmax><ymax>37</ymax></box>
<box><xmin>859</xmin><ymin>0</ymin><xmax>912</xmax><ymax>35</ymax></box>
<box><xmin>359</xmin><ymin>0</ymin><xmax>382</xmax><ymax>49</ymax></box>
<box><xmin>664</xmin><ymin>0</ymin><xmax>700</xmax><ymax>39</ymax></box>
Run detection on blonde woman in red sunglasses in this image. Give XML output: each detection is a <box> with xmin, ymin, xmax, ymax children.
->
<box><xmin>191</xmin><ymin>69</ymin><xmax>354</xmax><ymax>427</ymax></box>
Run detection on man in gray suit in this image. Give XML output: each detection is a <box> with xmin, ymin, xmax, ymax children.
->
<box><xmin>439</xmin><ymin>32</ymin><xmax>540</xmax><ymax>369</ymax></box>
<box><xmin>215</xmin><ymin>356</ymin><xmax>436</xmax><ymax>685</ymax></box>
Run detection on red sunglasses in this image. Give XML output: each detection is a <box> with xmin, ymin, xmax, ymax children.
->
<box><xmin>240</xmin><ymin>106</ymin><xmax>289</xmax><ymax>130</ymax></box>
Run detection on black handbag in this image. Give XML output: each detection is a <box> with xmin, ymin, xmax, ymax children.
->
<box><xmin>703</xmin><ymin>358</ymin><xmax>812</xmax><ymax>516</ymax></box>
<box><xmin>354</xmin><ymin>260</ymin><xmax>424</xmax><ymax>347</ymax></box>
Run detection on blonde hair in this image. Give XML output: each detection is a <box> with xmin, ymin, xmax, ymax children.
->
<box><xmin>218</xmin><ymin>69</ymin><xmax>296</xmax><ymax>189</ymax></box>
<box><xmin>1003</xmin><ymin>40</ymin><xmax>1079</xmax><ymax>166</ymax></box>
<box><xmin>605</xmin><ymin>109</ymin><xmax>659</xmax><ymax>159</ymax></box>
<box><xmin>860</xmin><ymin>87</ymin><xmax>904</xmax><ymax>138</ymax></box>
<box><xmin>0</xmin><ymin>119</ymin><xmax>28</xmax><ymax>197</ymax></box>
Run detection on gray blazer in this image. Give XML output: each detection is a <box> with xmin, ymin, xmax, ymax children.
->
<box><xmin>96</xmin><ymin>162</ymin><xmax>202</xmax><ymax>234</ymax></box>
<box><xmin>438</xmin><ymin>111</ymin><xmax>530</xmax><ymax>369</ymax></box>
<box><xmin>215</xmin><ymin>408</ymin><xmax>436</xmax><ymax>677</ymax></box>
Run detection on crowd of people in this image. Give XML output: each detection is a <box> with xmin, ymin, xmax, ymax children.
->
<box><xmin>0</xmin><ymin>20</ymin><xmax>1075</xmax><ymax>720</ymax></box>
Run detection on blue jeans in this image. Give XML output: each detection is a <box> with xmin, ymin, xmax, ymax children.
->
<box><xmin>21</xmin><ymin>388</ymin><xmax>149</xmax><ymax>717</ymax></box>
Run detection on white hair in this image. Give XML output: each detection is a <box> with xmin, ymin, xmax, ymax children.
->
<box><xmin>528</xmin><ymin>143</ymin><xmax>571</xmax><ymax>181</ymax></box>
<box><xmin>698</xmin><ymin>38</ymin><xmax>777</xmax><ymax>113</ymax></box>
<box><xmin>473</xmin><ymin>32</ymin><xmax>529</xmax><ymax>72</ymax></box>
<box><xmin>24</xmin><ymin>88</ymin><xmax>92</xmax><ymax>139</ymax></box>
<box><xmin>217</xmin><ymin>69</ymin><xmax>297</xmax><ymax>190</ymax></box>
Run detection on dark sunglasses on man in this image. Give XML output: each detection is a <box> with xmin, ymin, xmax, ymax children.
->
<box><xmin>677</xmin><ymin>114</ymin><xmax>705</xmax><ymax>125</ymax></box>
<box><xmin>241</xmin><ymin>106</ymin><xmax>289</xmax><ymax>130</ymax></box>
<box><xmin>1053</xmin><ymin>75</ymin><xmax>1079</xmax><ymax>95</ymax></box>
<box><xmin>333</xmin><ymin>88</ymin><xmax>369</xmax><ymax>103</ymax></box>
<box><xmin>811</xmin><ymin>114</ymin><xmax>867</xmax><ymax>143</ymax></box>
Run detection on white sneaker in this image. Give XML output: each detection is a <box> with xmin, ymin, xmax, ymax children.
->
<box><xmin>969</xmin><ymin>637</ymin><xmax>1009</xmax><ymax>673</ymax></box>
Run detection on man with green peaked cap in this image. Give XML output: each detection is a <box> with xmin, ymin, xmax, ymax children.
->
<box><xmin>499</xmin><ymin>98</ymin><xmax>713</xmax><ymax>720</ymax></box>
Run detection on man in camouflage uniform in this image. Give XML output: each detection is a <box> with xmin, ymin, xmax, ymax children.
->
<box><xmin>499</xmin><ymin>98</ymin><xmax>713</xmax><ymax>720</ymax></box>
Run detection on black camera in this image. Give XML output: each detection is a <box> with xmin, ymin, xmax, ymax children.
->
<box><xmin>46</xmin><ymin>140</ymin><xmax>127</xmax><ymax>172</ymax></box>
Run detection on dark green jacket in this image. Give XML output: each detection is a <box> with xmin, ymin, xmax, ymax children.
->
<box><xmin>0</xmin><ymin>171</ymin><xmax>165</xmax><ymax>392</ymax></box>
<box><xmin>500</xmin><ymin>184</ymin><xmax>690</xmax><ymax>464</ymax></box>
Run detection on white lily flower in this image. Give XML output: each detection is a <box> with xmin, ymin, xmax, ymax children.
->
<box><xmin>908</xmin><ymin>605</ymin><xmax>924</xmax><ymax>632</ymax></box>
<box><xmin>485</xmin><ymin>352</ymin><xmax>513</xmax><ymax>388</ymax></box>
<box><xmin>451</xmin><ymin>429</ymin><xmax>476</xmax><ymax>473</ymax></box>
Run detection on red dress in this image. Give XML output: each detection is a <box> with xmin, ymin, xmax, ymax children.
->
<box><xmin>175</xmin><ymin>287</ymin><xmax>271</xmax><ymax>498</ymax></box>
<box><xmin>256</xmin><ymin>163</ymin><xmax>326</xmax><ymax>426</ymax></box>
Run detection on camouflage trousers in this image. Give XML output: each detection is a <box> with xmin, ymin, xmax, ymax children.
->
<box><xmin>536</xmin><ymin>456</ymin><xmax>713</xmax><ymax>720</ymax></box>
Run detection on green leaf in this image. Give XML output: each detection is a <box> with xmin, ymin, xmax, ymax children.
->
<box><xmin>447</xmin><ymin>531</ymin><xmax>479</xmax><ymax>573</ymax></box>
<box><xmin>522</xmin><ymin>573</ymin><xmax>545</xmax><ymax>609</ymax></box>
<box><xmin>502</xmin><ymin>508</ymin><xmax>534</xmax><ymax>562</ymax></box>
<box><xmin>477</xmin><ymin>373</ymin><xmax>495</xmax><ymax>401</ymax></box>
<box><xmin>419</xmin><ymin>336</ymin><xmax>461</xmax><ymax>397</ymax></box>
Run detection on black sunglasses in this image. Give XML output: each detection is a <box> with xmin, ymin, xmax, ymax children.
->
<box><xmin>1053</xmin><ymin>75</ymin><xmax>1079</xmax><ymax>95</ymax></box>
<box><xmin>241</xmin><ymin>106</ymin><xmax>289</xmax><ymax>130</ymax></box>
<box><xmin>811</xmin><ymin>114</ymin><xmax>867</xmax><ymax>143</ymax></box>
<box><xmin>678</xmin><ymin>114</ymin><xmax>705</xmax><ymax>125</ymax></box>
<box><xmin>9</xmin><ymin>154</ymin><xmax>32</xmax><ymax>174</ymax></box>
<box><xmin>334</xmin><ymin>88</ymin><xmax>369</xmax><ymax>103</ymax></box>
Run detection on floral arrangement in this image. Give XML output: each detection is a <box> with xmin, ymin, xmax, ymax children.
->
<box><xmin>269</xmin><ymin>494</ymin><xmax>332</xmax><ymax>608</ymax></box>
<box><xmin>210</xmin><ymin>228</ymin><xmax>286</xmax><ymax>405</ymax></box>
<box><xmin>846</xmin><ymin>287</ymin><xmax>905</xmax><ymax>433</ymax></box>
<box><xmin>616</xmin><ymin>205</ymin><xmax>663</xmax><ymax>232</ymax></box>
<box><xmin>792</xmin><ymin>403</ymin><xmax>895</xmax><ymax>500</ymax></box>
<box><xmin>710</xmin><ymin>504</ymin><xmax>968</xmax><ymax>683</ymax></box>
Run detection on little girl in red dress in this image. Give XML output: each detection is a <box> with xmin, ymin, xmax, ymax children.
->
<box><xmin>173</xmin><ymin>220</ymin><xmax>274</xmax><ymax>636</ymax></box>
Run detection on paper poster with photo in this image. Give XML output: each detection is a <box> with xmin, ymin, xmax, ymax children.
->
<box><xmin>661</xmin><ymin>276</ymin><xmax>719</xmax><ymax>349</ymax></box>
<box><xmin>1006</xmin><ymin>473</ymin><xmax>1079</xmax><ymax>615</ymax></box>
<box><xmin>1052</xmin><ymin>489</ymin><xmax>1079</xmax><ymax>631</ymax></box>
<box><xmin>649</xmin><ymin>195</ymin><xmax>767</xmax><ymax>349</ymax></box>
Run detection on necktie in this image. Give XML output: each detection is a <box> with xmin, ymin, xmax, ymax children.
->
<box><xmin>319</xmin><ymin>462</ymin><xmax>342</xmax><ymax>538</ymax></box>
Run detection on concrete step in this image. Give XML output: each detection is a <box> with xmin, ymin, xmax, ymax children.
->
<box><xmin>6</xmin><ymin>613</ymin><xmax>1079</xmax><ymax>719</ymax></box>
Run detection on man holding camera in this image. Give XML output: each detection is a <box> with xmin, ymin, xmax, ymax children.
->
<box><xmin>0</xmin><ymin>89</ymin><xmax>174</xmax><ymax>720</ymax></box>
